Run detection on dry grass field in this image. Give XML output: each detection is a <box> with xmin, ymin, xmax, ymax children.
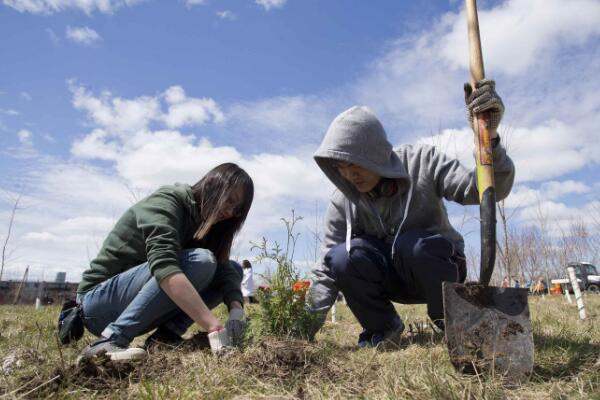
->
<box><xmin>0</xmin><ymin>295</ymin><xmax>598</xmax><ymax>399</ymax></box>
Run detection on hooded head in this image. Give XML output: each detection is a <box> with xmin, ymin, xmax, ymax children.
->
<box><xmin>314</xmin><ymin>106</ymin><xmax>409</xmax><ymax>202</ymax></box>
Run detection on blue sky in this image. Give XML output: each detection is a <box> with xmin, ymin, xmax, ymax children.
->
<box><xmin>1</xmin><ymin>0</ymin><xmax>599</xmax><ymax>282</ymax></box>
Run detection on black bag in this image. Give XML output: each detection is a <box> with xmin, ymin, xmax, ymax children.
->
<box><xmin>57</xmin><ymin>299</ymin><xmax>84</xmax><ymax>345</ymax></box>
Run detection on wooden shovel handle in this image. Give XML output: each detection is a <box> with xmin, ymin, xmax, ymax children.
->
<box><xmin>466</xmin><ymin>0</ymin><xmax>496</xmax><ymax>286</ymax></box>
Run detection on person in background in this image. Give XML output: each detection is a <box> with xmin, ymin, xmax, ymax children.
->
<box><xmin>241</xmin><ymin>259</ymin><xmax>257</xmax><ymax>304</ymax></box>
<box><xmin>502</xmin><ymin>276</ymin><xmax>510</xmax><ymax>288</ymax></box>
<box><xmin>66</xmin><ymin>163</ymin><xmax>253</xmax><ymax>362</ymax></box>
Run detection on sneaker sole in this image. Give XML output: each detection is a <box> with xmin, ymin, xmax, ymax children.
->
<box><xmin>76</xmin><ymin>348</ymin><xmax>147</xmax><ymax>365</ymax></box>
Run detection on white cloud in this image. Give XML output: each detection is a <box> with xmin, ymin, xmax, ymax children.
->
<box><xmin>71</xmin><ymin>129</ymin><xmax>120</xmax><ymax>161</ymax></box>
<box><xmin>70</xmin><ymin>83</ymin><xmax>223</xmax><ymax>133</ymax></box>
<box><xmin>66</xmin><ymin>26</ymin><xmax>102</xmax><ymax>46</ymax></box>
<box><xmin>70</xmin><ymin>83</ymin><xmax>161</xmax><ymax>133</ymax></box>
<box><xmin>501</xmin><ymin>185</ymin><xmax>541</xmax><ymax>209</ymax></box>
<box><xmin>216</xmin><ymin>10</ymin><xmax>236</xmax><ymax>20</ymax></box>
<box><xmin>506</xmin><ymin>122</ymin><xmax>590</xmax><ymax>183</ymax></box>
<box><xmin>0</xmin><ymin>108</ymin><xmax>19</xmax><ymax>116</ymax></box>
<box><xmin>255</xmin><ymin>0</ymin><xmax>286</xmax><ymax>11</ymax></box>
<box><xmin>68</xmin><ymin>84</ymin><xmax>329</xmax><ymax>239</ymax></box>
<box><xmin>3</xmin><ymin>0</ymin><xmax>146</xmax><ymax>15</ymax></box>
<box><xmin>501</xmin><ymin>181</ymin><xmax>591</xmax><ymax>210</ymax></box>
<box><xmin>17</xmin><ymin>129</ymin><xmax>32</xmax><ymax>144</ymax></box>
<box><xmin>417</xmin><ymin>119</ymin><xmax>594</xmax><ymax>184</ymax></box>
<box><xmin>69</xmin><ymin>83</ymin><xmax>330</xmax><ymax>214</ymax></box>
<box><xmin>540</xmin><ymin>180</ymin><xmax>590</xmax><ymax>200</ymax></box>
<box><xmin>164</xmin><ymin>86</ymin><xmax>186</xmax><ymax>104</ymax></box>
<box><xmin>227</xmin><ymin>95</ymin><xmax>335</xmax><ymax>152</ymax></box>
<box><xmin>517</xmin><ymin>200</ymin><xmax>600</xmax><ymax>236</ymax></box>
<box><xmin>0</xmin><ymin>82</ymin><xmax>331</xmax><ymax>280</ymax></box>
<box><xmin>441</xmin><ymin>0</ymin><xmax>600</xmax><ymax>75</ymax></box>
<box><xmin>42</xmin><ymin>133</ymin><xmax>55</xmax><ymax>142</ymax></box>
<box><xmin>163</xmin><ymin>86</ymin><xmax>224</xmax><ymax>128</ymax></box>
<box><xmin>20</xmin><ymin>92</ymin><xmax>32</xmax><ymax>101</ymax></box>
<box><xmin>15</xmin><ymin>128</ymin><xmax>37</xmax><ymax>159</ymax></box>
<box><xmin>184</xmin><ymin>0</ymin><xmax>206</xmax><ymax>7</ymax></box>
<box><xmin>0</xmin><ymin>161</ymin><xmax>135</xmax><ymax>281</ymax></box>
<box><xmin>23</xmin><ymin>231</ymin><xmax>59</xmax><ymax>241</ymax></box>
<box><xmin>353</xmin><ymin>0</ymin><xmax>600</xmax><ymax>144</ymax></box>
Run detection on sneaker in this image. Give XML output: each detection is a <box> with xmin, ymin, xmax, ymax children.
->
<box><xmin>143</xmin><ymin>326</ymin><xmax>184</xmax><ymax>350</ymax></box>
<box><xmin>432</xmin><ymin>319</ymin><xmax>445</xmax><ymax>332</ymax></box>
<box><xmin>78</xmin><ymin>337</ymin><xmax>147</xmax><ymax>364</ymax></box>
<box><xmin>378</xmin><ymin>319</ymin><xmax>405</xmax><ymax>349</ymax></box>
<box><xmin>357</xmin><ymin>330</ymin><xmax>374</xmax><ymax>348</ymax></box>
<box><xmin>359</xmin><ymin>318</ymin><xmax>405</xmax><ymax>349</ymax></box>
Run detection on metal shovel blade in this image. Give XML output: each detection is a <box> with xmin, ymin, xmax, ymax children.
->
<box><xmin>442</xmin><ymin>282</ymin><xmax>534</xmax><ymax>381</ymax></box>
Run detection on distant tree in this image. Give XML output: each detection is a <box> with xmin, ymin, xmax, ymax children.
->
<box><xmin>1</xmin><ymin>193</ymin><xmax>22</xmax><ymax>281</ymax></box>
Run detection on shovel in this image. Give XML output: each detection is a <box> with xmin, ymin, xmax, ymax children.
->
<box><xmin>442</xmin><ymin>0</ymin><xmax>534</xmax><ymax>382</ymax></box>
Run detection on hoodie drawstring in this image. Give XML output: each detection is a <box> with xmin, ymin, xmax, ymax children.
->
<box><xmin>345</xmin><ymin>199</ymin><xmax>352</xmax><ymax>252</ymax></box>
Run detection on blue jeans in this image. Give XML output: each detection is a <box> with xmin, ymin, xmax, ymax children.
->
<box><xmin>79</xmin><ymin>248</ymin><xmax>237</xmax><ymax>346</ymax></box>
<box><xmin>326</xmin><ymin>230</ymin><xmax>466</xmax><ymax>332</ymax></box>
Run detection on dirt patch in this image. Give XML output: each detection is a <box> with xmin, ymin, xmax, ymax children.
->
<box><xmin>450</xmin><ymin>318</ymin><xmax>526</xmax><ymax>375</ymax></box>
<box><xmin>240</xmin><ymin>338</ymin><xmax>337</xmax><ymax>381</ymax></box>
<box><xmin>181</xmin><ymin>331</ymin><xmax>210</xmax><ymax>351</ymax></box>
<box><xmin>453</xmin><ymin>284</ymin><xmax>496</xmax><ymax>308</ymax></box>
<box><xmin>2</xmin><ymin>349</ymin><xmax>44</xmax><ymax>375</ymax></box>
<box><xmin>502</xmin><ymin>321</ymin><xmax>524</xmax><ymax>338</ymax></box>
<box><xmin>16</xmin><ymin>353</ymin><xmax>182</xmax><ymax>397</ymax></box>
<box><xmin>146</xmin><ymin>331</ymin><xmax>210</xmax><ymax>353</ymax></box>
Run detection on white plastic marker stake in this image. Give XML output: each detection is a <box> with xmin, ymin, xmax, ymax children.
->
<box><xmin>552</xmin><ymin>278</ymin><xmax>572</xmax><ymax>304</ymax></box>
<box><xmin>563</xmin><ymin>285</ymin><xmax>573</xmax><ymax>304</ymax></box>
<box><xmin>35</xmin><ymin>297</ymin><xmax>41</xmax><ymax>310</ymax></box>
<box><xmin>567</xmin><ymin>266</ymin><xmax>586</xmax><ymax>320</ymax></box>
<box><xmin>331</xmin><ymin>303</ymin><xmax>337</xmax><ymax>323</ymax></box>
<box><xmin>208</xmin><ymin>328</ymin><xmax>231</xmax><ymax>354</ymax></box>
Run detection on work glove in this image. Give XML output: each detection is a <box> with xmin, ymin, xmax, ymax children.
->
<box><xmin>225</xmin><ymin>307</ymin><xmax>246</xmax><ymax>347</ymax></box>
<box><xmin>303</xmin><ymin>303</ymin><xmax>327</xmax><ymax>342</ymax></box>
<box><xmin>464</xmin><ymin>79</ymin><xmax>504</xmax><ymax>133</ymax></box>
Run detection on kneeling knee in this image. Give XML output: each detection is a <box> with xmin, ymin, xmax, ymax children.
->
<box><xmin>325</xmin><ymin>239</ymin><xmax>387</xmax><ymax>283</ymax></box>
<box><xmin>180</xmin><ymin>248</ymin><xmax>217</xmax><ymax>282</ymax></box>
<box><xmin>396</xmin><ymin>231</ymin><xmax>454</xmax><ymax>262</ymax></box>
<box><xmin>181</xmin><ymin>248</ymin><xmax>216</xmax><ymax>263</ymax></box>
<box><xmin>413</xmin><ymin>236</ymin><xmax>454</xmax><ymax>261</ymax></box>
<box><xmin>324</xmin><ymin>243</ymin><xmax>350</xmax><ymax>279</ymax></box>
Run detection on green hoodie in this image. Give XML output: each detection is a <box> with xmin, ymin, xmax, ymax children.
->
<box><xmin>77</xmin><ymin>183</ymin><xmax>243</xmax><ymax>306</ymax></box>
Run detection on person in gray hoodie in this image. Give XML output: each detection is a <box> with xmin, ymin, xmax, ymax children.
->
<box><xmin>309</xmin><ymin>80</ymin><xmax>514</xmax><ymax>347</ymax></box>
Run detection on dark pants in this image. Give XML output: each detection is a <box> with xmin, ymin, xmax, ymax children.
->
<box><xmin>325</xmin><ymin>230</ymin><xmax>466</xmax><ymax>332</ymax></box>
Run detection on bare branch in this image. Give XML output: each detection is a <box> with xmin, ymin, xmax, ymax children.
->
<box><xmin>1</xmin><ymin>193</ymin><xmax>22</xmax><ymax>281</ymax></box>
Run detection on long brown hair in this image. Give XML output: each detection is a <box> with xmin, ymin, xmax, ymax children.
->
<box><xmin>189</xmin><ymin>163</ymin><xmax>254</xmax><ymax>263</ymax></box>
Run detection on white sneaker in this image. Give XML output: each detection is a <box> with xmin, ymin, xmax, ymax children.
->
<box><xmin>78</xmin><ymin>337</ymin><xmax>147</xmax><ymax>364</ymax></box>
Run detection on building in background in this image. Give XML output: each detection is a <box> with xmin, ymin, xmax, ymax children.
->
<box><xmin>0</xmin><ymin>271</ymin><xmax>78</xmax><ymax>305</ymax></box>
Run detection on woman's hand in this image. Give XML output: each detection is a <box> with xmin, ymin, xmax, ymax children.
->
<box><xmin>206</xmin><ymin>322</ymin><xmax>224</xmax><ymax>333</ymax></box>
<box><xmin>159</xmin><ymin>272</ymin><xmax>223</xmax><ymax>333</ymax></box>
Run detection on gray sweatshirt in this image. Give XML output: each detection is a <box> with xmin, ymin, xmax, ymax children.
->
<box><xmin>309</xmin><ymin>106</ymin><xmax>515</xmax><ymax>315</ymax></box>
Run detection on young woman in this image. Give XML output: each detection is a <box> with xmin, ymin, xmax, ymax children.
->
<box><xmin>308</xmin><ymin>80</ymin><xmax>515</xmax><ymax>347</ymax></box>
<box><xmin>74</xmin><ymin>163</ymin><xmax>253</xmax><ymax>361</ymax></box>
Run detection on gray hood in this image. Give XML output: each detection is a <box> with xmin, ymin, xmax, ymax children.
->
<box><xmin>314</xmin><ymin>106</ymin><xmax>410</xmax><ymax>203</ymax></box>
